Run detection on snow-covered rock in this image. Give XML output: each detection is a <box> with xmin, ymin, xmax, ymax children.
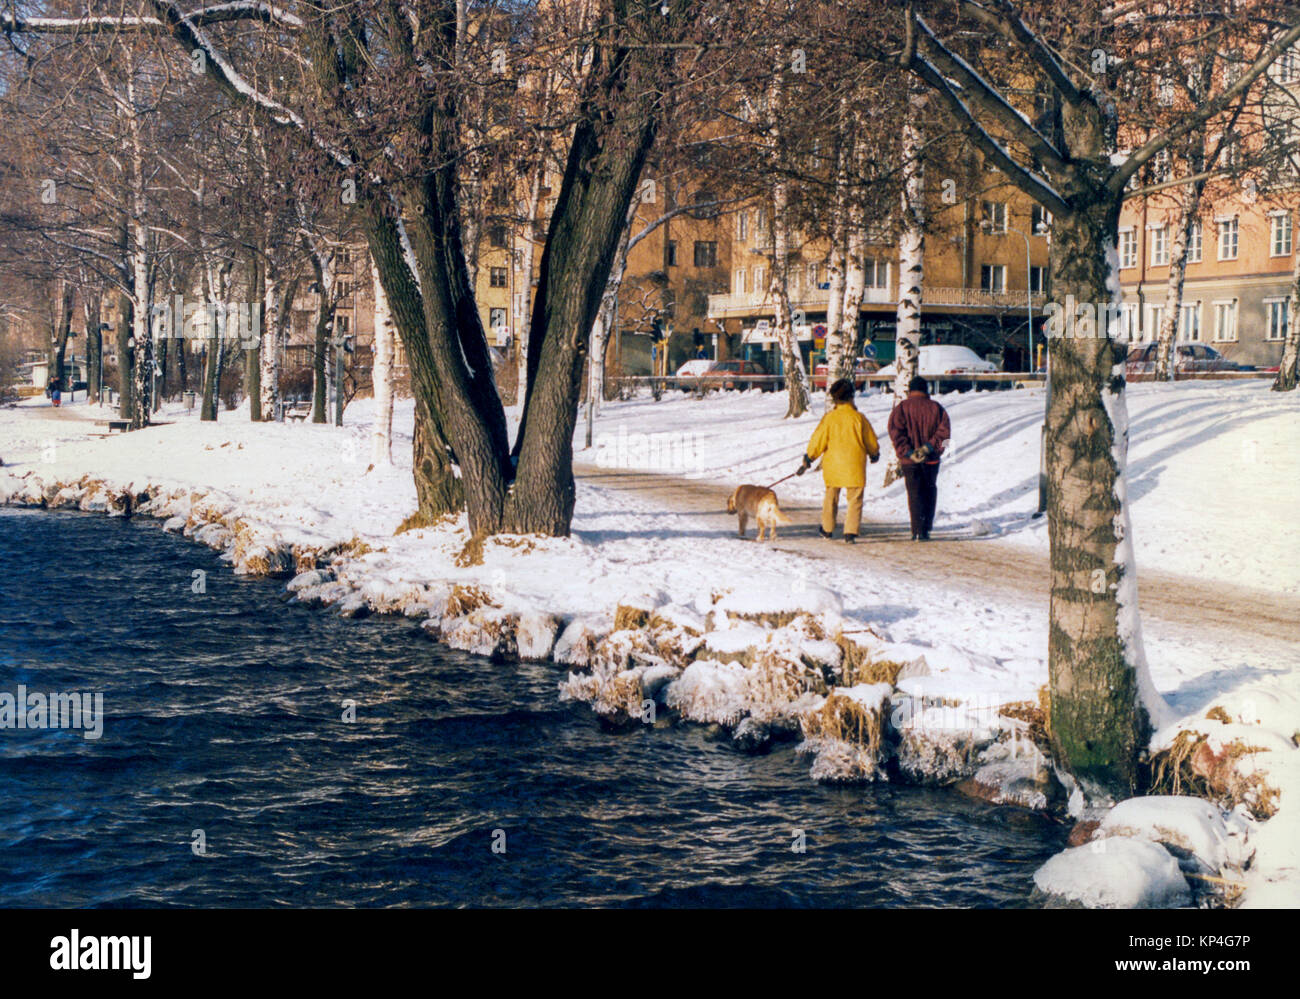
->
<box><xmin>1034</xmin><ymin>838</ymin><xmax>1191</xmax><ymax>909</ymax></box>
<box><xmin>1096</xmin><ymin>795</ymin><xmax>1251</xmax><ymax>872</ymax></box>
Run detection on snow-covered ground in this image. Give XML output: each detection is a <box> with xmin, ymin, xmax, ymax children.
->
<box><xmin>1</xmin><ymin>380</ymin><xmax>1297</xmax><ymax>908</ymax></box>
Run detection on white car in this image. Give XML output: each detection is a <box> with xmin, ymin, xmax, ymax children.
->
<box><xmin>876</xmin><ymin>345</ymin><xmax>999</xmax><ymax>378</ymax></box>
<box><xmin>671</xmin><ymin>358</ymin><xmax>715</xmax><ymax>389</ymax></box>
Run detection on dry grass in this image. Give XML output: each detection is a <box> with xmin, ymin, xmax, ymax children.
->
<box><xmin>394</xmin><ymin>509</ymin><xmax>457</xmax><ymax>535</ymax></box>
<box><xmin>445</xmin><ymin>584</ymin><xmax>493</xmax><ymax>618</ymax></box>
<box><xmin>454</xmin><ymin>532</ymin><xmax>488</xmax><ymax>567</ymax></box>
<box><xmin>613</xmin><ymin>604</ymin><xmax>652</xmax><ymax>631</ymax></box>
<box><xmin>801</xmin><ymin>690</ymin><xmax>887</xmax><ymax>758</ymax></box>
<box><xmin>1149</xmin><ymin>730</ymin><xmax>1280</xmax><ymax>820</ymax></box>
<box><xmin>1205</xmin><ymin>706</ymin><xmax>1233</xmax><ymax>724</ymax></box>
<box><xmin>998</xmin><ymin>699</ymin><xmax>1049</xmax><ymax>746</ymax></box>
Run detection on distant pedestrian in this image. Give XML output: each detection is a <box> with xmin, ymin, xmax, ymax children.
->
<box><xmin>888</xmin><ymin>376</ymin><xmax>950</xmax><ymax>541</ymax></box>
<box><xmin>797</xmin><ymin>378</ymin><xmax>880</xmax><ymax>543</ymax></box>
<box><xmin>49</xmin><ymin>377</ymin><xmax>62</xmax><ymax>408</ymax></box>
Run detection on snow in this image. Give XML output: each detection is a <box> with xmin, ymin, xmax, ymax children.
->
<box><xmin>1033</xmin><ymin>838</ymin><xmax>1192</xmax><ymax>909</ymax></box>
<box><xmin>2</xmin><ymin>379</ymin><xmax>1297</xmax><ymax>907</ymax></box>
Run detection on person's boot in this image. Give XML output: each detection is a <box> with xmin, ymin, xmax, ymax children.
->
<box><xmin>818</xmin><ymin>528</ymin><xmax>833</xmax><ymax>539</ymax></box>
<box><xmin>844</xmin><ymin>534</ymin><xmax>856</xmax><ymax>544</ymax></box>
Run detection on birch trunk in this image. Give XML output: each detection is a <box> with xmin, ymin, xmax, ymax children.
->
<box><xmin>514</xmin><ymin>161</ymin><xmax>545</xmax><ymax>407</ymax></box>
<box><xmin>823</xmin><ymin>98</ymin><xmax>852</xmax><ymax>386</ymax></box>
<box><xmin>371</xmin><ymin>259</ymin><xmax>396</xmax><ymax>464</ymax></box>
<box><xmin>893</xmin><ymin>88</ymin><xmax>925</xmax><ymax>400</ymax></box>
<box><xmin>1272</xmin><ymin>250</ymin><xmax>1300</xmax><ymax>391</ymax></box>
<box><xmin>260</xmin><ymin>267</ymin><xmax>281</xmax><ymax>422</ymax></box>
<box><xmin>766</xmin><ymin>79</ymin><xmax>809</xmax><ymax>419</ymax></box>
<box><xmin>1154</xmin><ymin>176</ymin><xmax>1205</xmax><ymax>382</ymax></box>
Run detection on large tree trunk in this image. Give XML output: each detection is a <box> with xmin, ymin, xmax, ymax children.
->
<box><xmin>766</xmin><ymin>76</ymin><xmax>809</xmax><ymax>419</ymax></box>
<box><xmin>49</xmin><ymin>281</ymin><xmax>74</xmax><ymax>394</ymax></box>
<box><xmin>1272</xmin><ymin>250</ymin><xmax>1300</xmax><ymax>391</ymax></box>
<box><xmin>893</xmin><ymin>87</ymin><xmax>925</xmax><ymax>399</ymax></box>
<box><xmin>506</xmin><ymin>38</ymin><xmax>666</xmax><ymax>536</ymax></box>
<box><xmin>129</xmin><ymin>239</ymin><xmax>152</xmax><ymax>428</ymax></box>
<box><xmin>1045</xmin><ymin>191</ymin><xmax>1161</xmax><ymax>798</ymax></box>
<box><xmin>362</xmin><ymin>201</ymin><xmax>467</xmax><ymax>522</ymax></box>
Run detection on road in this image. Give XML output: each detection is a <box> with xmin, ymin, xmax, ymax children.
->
<box><xmin>574</xmin><ymin>463</ymin><xmax>1299</xmax><ymax>646</ymax></box>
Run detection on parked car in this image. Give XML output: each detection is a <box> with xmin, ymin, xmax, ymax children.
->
<box><xmin>810</xmin><ymin>356</ymin><xmax>881</xmax><ymax>391</ymax></box>
<box><xmin>1125</xmin><ymin>342</ymin><xmax>1236</xmax><ymax>377</ymax></box>
<box><xmin>876</xmin><ymin>345</ymin><xmax>999</xmax><ymax>391</ymax></box>
<box><xmin>697</xmin><ymin>359</ymin><xmax>772</xmax><ymax>391</ymax></box>
<box><xmin>671</xmin><ymin>358</ymin><xmax>715</xmax><ymax>390</ymax></box>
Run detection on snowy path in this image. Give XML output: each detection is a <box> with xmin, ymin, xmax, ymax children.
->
<box><xmin>573</xmin><ymin>461</ymin><xmax>1300</xmax><ymax>648</ymax></box>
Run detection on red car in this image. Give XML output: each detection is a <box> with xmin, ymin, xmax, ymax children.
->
<box><xmin>697</xmin><ymin>359</ymin><xmax>773</xmax><ymax>391</ymax></box>
<box><xmin>810</xmin><ymin>357</ymin><xmax>880</xmax><ymax>390</ymax></box>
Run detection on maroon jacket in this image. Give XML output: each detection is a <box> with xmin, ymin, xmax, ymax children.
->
<box><xmin>888</xmin><ymin>393</ymin><xmax>951</xmax><ymax>466</ymax></box>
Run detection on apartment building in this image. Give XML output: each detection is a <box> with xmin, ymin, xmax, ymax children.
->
<box><xmin>1117</xmin><ymin>189</ymin><xmax>1296</xmax><ymax>369</ymax></box>
<box><xmin>707</xmin><ymin>177</ymin><xmax>1052</xmax><ymax>374</ymax></box>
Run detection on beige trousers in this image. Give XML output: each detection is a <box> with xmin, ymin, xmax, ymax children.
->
<box><xmin>822</xmin><ymin>486</ymin><xmax>864</xmax><ymax>535</ymax></box>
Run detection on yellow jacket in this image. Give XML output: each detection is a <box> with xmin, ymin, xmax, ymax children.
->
<box><xmin>806</xmin><ymin>402</ymin><xmax>880</xmax><ymax>488</ymax></box>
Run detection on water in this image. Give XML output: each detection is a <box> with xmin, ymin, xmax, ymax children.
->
<box><xmin>0</xmin><ymin>508</ymin><xmax>1066</xmax><ymax>907</ymax></box>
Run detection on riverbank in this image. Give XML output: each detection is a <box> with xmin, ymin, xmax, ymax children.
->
<box><xmin>2</xmin><ymin>385</ymin><xmax>1297</xmax><ymax>908</ymax></box>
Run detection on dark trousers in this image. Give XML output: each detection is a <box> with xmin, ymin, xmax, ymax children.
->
<box><xmin>901</xmin><ymin>462</ymin><xmax>939</xmax><ymax>538</ymax></box>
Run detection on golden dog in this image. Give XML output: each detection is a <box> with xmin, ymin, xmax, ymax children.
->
<box><xmin>727</xmin><ymin>485</ymin><xmax>793</xmax><ymax>541</ymax></box>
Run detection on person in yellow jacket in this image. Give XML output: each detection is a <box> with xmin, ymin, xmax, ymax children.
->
<box><xmin>796</xmin><ymin>378</ymin><xmax>880</xmax><ymax>543</ymax></box>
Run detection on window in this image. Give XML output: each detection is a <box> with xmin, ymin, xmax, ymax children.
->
<box><xmin>1150</xmin><ymin>225</ymin><xmax>1169</xmax><ymax>266</ymax></box>
<box><xmin>756</xmin><ymin>208</ymin><xmax>767</xmax><ymax>234</ymax></box>
<box><xmin>693</xmin><ymin>241</ymin><xmax>717</xmax><ymax>267</ymax></box>
<box><xmin>336</xmin><ymin>314</ymin><xmax>350</xmax><ymax>334</ymax></box>
<box><xmin>1118</xmin><ymin>229</ymin><xmax>1137</xmax><ymax>268</ymax></box>
<box><xmin>1187</xmin><ymin>220</ymin><xmax>1203</xmax><ymax>263</ymax></box>
<box><xmin>807</xmin><ymin>262</ymin><xmax>819</xmax><ymax>288</ymax></box>
<box><xmin>753</xmin><ymin>265</ymin><xmax>766</xmax><ymax>291</ymax></box>
<box><xmin>1031</xmin><ymin>204</ymin><xmax>1052</xmax><ymax>235</ymax></box>
<box><xmin>489</xmin><ymin>225</ymin><xmax>508</xmax><ymax>249</ymax></box>
<box><xmin>1213</xmin><ymin>300</ymin><xmax>1238</xmax><ymax>342</ymax></box>
<box><xmin>1179</xmin><ymin>302</ymin><xmax>1201</xmax><ymax>342</ymax></box>
<box><xmin>665</xmin><ymin>240</ymin><xmax>677</xmax><ymax>267</ymax></box>
<box><xmin>1029</xmin><ymin>266</ymin><xmax>1046</xmax><ymax>293</ymax></box>
<box><xmin>1270</xmin><ymin>46</ymin><xmax>1300</xmax><ymax>84</ymax></box>
<box><xmin>980</xmin><ymin>264</ymin><xmax>1006</xmax><ymax>293</ymax></box>
<box><xmin>736</xmin><ymin>212</ymin><xmax>749</xmax><ymax>240</ymax></box>
<box><xmin>1152</xmin><ymin>148</ymin><xmax>1171</xmax><ymax>183</ymax></box>
<box><xmin>489</xmin><ymin>266</ymin><xmax>508</xmax><ymax>288</ymax></box>
<box><xmin>1266</xmin><ymin>299</ymin><xmax>1290</xmax><ymax>341</ymax></box>
<box><xmin>691</xmin><ymin>191</ymin><xmax>718</xmax><ymax>220</ymax></box>
<box><xmin>734</xmin><ymin>268</ymin><xmax>747</xmax><ymax>294</ymax></box>
<box><xmin>1147</xmin><ymin>304</ymin><xmax>1166</xmax><ymax>337</ymax></box>
<box><xmin>865</xmin><ymin>258</ymin><xmax>890</xmax><ymax>289</ymax></box>
<box><xmin>1120</xmin><ymin>303</ymin><xmax>1141</xmax><ymax>342</ymax></box>
<box><xmin>981</xmin><ymin>200</ymin><xmax>1007</xmax><ymax>234</ymax></box>
<box><xmin>1271</xmin><ymin>213</ymin><xmax>1293</xmax><ymax>256</ymax></box>
<box><xmin>337</xmin><ymin>248</ymin><xmax>353</xmax><ymax>267</ymax></box>
<box><xmin>489</xmin><ymin>307</ymin><xmax>508</xmax><ymax>331</ymax></box>
<box><xmin>337</xmin><ymin>281</ymin><xmax>353</xmax><ymax>302</ymax></box>
<box><xmin>1218</xmin><ymin>218</ymin><xmax>1239</xmax><ymax>260</ymax></box>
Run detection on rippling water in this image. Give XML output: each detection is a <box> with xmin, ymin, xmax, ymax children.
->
<box><xmin>0</xmin><ymin>508</ymin><xmax>1065</xmax><ymax>907</ymax></box>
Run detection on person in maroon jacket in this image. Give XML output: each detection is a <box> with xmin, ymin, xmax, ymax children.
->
<box><xmin>887</xmin><ymin>376</ymin><xmax>951</xmax><ymax>541</ymax></box>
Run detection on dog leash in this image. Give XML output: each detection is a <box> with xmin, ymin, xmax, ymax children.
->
<box><xmin>765</xmin><ymin>459</ymin><xmax>819</xmax><ymax>490</ymax></box>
